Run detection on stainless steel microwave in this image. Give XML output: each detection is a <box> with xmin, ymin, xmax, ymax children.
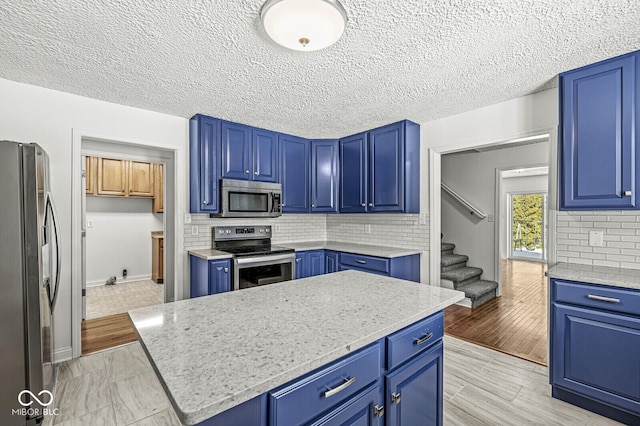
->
<box><xmin>219</xmin><ymin>179</ymin><xmax>282</xmax><ymax>218</ymax></box>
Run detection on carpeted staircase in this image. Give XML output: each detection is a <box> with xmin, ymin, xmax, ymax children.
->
<box><xmin>441</xmin><ymin>242</ymin><xmax>498</xmax><ymax>308</ymax></box>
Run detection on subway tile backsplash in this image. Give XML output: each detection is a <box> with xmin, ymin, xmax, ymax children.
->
<box><xmin>326</xmin><ymin>214</ymin><xmax>428</xmax><ymax>250</ymax></box>
<box><xmin>184</xmin><ymin>213</ymin><xmax>429</xmax><ymax>252</ymax></box>
<box><xmin>556</xmin><ymin>211</ymin><xmax>640</xmax><ymax>270</ymax></box>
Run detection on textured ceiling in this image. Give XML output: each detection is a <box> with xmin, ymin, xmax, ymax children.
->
<box><xmin>0</xmin><ymin>1</ymin><xmax>639</xmax><ymax>138</ymax></box>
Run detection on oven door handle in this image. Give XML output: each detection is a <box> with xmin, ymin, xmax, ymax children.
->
<box><xmin>235</xmin><ymin>254</ymin><xmax>296</xmax><ymax>266</ymax></box>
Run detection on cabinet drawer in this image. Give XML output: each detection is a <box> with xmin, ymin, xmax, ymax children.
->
<box><xmin>553</xmin><ymin>279</ymin><xmax>640</xmax><ymax>316</ymax></box>
<box><xmin>269</xmin><ymin>343</ymin><xmax>382</xmax><ymax>426</ymax></box>
<box><xmin>340</xmin><ymin>253</ymin><xmax>389</xmax><ymax>274</ymax></box>
<box><xmin>386</xmin><ymin>312</ymin><xmax>444</xmax><ymax>371</ymax></box>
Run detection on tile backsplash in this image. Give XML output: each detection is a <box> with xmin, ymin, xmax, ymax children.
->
<box><xmin>556</xmin><ymin>211</ymin><xmax>640</xmax><ymax>270</ymax></box>
<box><xmin>184</xmin><ymin>214</ymin><xmax>326</xmax><ymax>250</ymax></box>
<box><xmin>184</xmin><ymin>213</ymin><xmax>429</xmax><ymax>252</ymax></box>
<box><xmin>326</xmin><ymin>214</ymin><xmax>428</xmax><ymax>250</ymax></box>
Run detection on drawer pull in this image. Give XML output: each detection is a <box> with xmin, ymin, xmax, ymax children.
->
<box><xmin>323</xmin><ymin>377</ymin><xmax>356</xmax><ymax>398</ymax></box>
<box><xmin>356</xmin><ymin>260</ymin><xmax>367</xmax><ymax>264</ymax></box>
<box><xmin>391</xmin><ymin>392</ymin><xmax>401</xmax><ymax>404</ymax></box>
<box><xmin>374</xmin><ymin>404</ymin><xmax>384</xmax><ymax>417</ymax></box>
<box><xmin>414</xmin><ymin>333</ymin><xmax>434</xmax><ymax>345</ymax></box>
<box><xmin>587</xmin><ymin>294</ymin><xmax>621</xmax><ymax>303</ymax></box>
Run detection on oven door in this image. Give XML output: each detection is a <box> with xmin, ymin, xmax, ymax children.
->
<box><xmin>233</xmin><ymin>254</ymin><xmax>295</xmax><ymax>291</ymax></box>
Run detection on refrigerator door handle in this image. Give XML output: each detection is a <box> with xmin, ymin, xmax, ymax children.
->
<box><xmin>45</xmin><ymin>193</ymin><xmax>61</xmax><ymax>311</ymax></box>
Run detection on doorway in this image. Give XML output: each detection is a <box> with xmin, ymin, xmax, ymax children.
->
<box><xmin>72</xmin><ymin>132</ymin><xmax>178</xmax><ymax>357</ymax></box>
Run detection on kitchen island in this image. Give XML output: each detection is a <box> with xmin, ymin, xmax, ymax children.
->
<box><xmin>129</xmin><ymin>271</ymin><xmax>464</xmax><ymax>425</ymax></box>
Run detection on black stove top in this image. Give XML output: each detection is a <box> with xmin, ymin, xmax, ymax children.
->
<box><xmin>221</xmin><ymin>245</ymin><xmax>294</xmax><ymax>257</ymax></box>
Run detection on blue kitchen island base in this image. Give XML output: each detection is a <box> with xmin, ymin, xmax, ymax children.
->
<box><xmin>129</xmin><ymin>271</ymin><xmax>463</xmax><ymax>425</ymax></box>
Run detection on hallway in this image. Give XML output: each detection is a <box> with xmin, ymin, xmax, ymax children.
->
<box><xmin>444</xmin><ymin>259</ymin><xmax>548</xmax><ymax>365</ymax></box>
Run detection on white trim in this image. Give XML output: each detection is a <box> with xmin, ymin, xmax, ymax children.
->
<box><xmin>86</xmin><ymin>274</ymin><xmax>152</xmax><ymax>287</ymax></box>
<box><xmin>53</xmin><ymin>347</ymin><xmax>73</xmax><ymax>364</ymax></box>
<box><xmin>71</xmin><ymin>128</ymin><xmax>182</xmax><ymax>359</ymax></box>
<box><xmin>428</xmin><ymin>129</ymin><xmax>555</xmax><ymax>292</ymax></box>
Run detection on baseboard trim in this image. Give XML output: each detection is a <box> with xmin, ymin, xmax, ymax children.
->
<box><xmin>455</xmin><ymin>297</ymin><xmax>472</xmax><ymax>308</ymax></box>
<box><xmin>86</xmin><ymin>274</ymin><xmax>152</xmax><ymax>287</ymax></box>
<box><xmin>53</xmin><ymin>347</ymin><xmax>73</xmax><ymax>363</ymax></box>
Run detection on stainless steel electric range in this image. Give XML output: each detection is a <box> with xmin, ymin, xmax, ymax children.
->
<box><xmin>213</xmin><ymin>225</ymin><xmax>295</xmax><ymax>291</ymax></box>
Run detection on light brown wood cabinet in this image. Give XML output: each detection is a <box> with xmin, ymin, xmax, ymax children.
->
<box><xmin>128</xmin><ymin>160</ymin><xmax>154</xmax><ymax>197</ymax></box>
<box><xmin>153</xmin><ymin>163</ymin><xmax>164</xmax><ymax>213</ymax></box>
<box><xmin>97</xmin><ymin>157</ymin><xmax>128</xmax><ymax>196</ymax></box>
<box><xmin>152</xmin><ymin>235</ymin><xmax>164</xmax><ymax>283</ymax></box>
<box><xmin>85</xmin><ymin>156</ymin><xmax>97</xmax><ymax>195</ymax></box>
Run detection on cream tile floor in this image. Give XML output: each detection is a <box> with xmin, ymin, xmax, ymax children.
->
<box><xmin>47</xmin><ymin>336</ymin><xmax>622</xmax><ymax>426</ymax></box>
<box><xmin>86</xmin><ymin>279</ymin><xmax>163</xmax><ymax>320</ymax></box>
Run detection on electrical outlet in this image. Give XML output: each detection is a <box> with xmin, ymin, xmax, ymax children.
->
<box><xmin>192</xmin><ymin>226</ymin><xmax>198</xmax><ymax>235</ymax></box>
<box><xmin>488</xmin><ymin>215</ymin><xmax>494</xmax><ymax>222</ymax></box>
<box><xmin>419</xmin><ymin>214</ymin><xmax>427</xmax><ymax>225</ymax></box>
<box><xmin>589</xmin><ymin>230</ymin><xmax>604</xmax><ymax>247</ymax></box>
<box><xmin>86</xmin><ymin>220</ymin><xmax>94</xmax><ymax>228</ymax></box>
<box><xmin>122</xmin><ymin>268</ymin><xmax>128</xmax><ymax>278</ymax></box>
<box><xmin>184</xmin><ymin>214</ymin><xmax>192</xmax><ymax>224</ymax></box>
<box><xmin>364</xmin><ymin>224</ymin><xmax>371</xmax><ymax>234</ymax></box>
<box><xmin>275</xmin><ymin>224</ymin><xmax>281</xmax><ymax>232</ymax></box>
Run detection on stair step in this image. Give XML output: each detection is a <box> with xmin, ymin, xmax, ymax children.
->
<box><xmin>441</xmin><ymin>254</ymin><xmax>468</xmax><ymax>267</ymax></box>
<box><xmin>456</xmin><ymin>280</ymin><xmax>498</xmax><ymax>308</ymax></box>
<box><xmin>441</xmin><ymin>243</ymin><xmax>455</xmax><ymax>253</ymax></box>
<box><xmin>441</xmin><ymin>267</ymin><xmax>482</xmax><ymax>284</ymax></box>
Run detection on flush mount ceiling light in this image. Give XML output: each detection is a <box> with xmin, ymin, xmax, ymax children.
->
<box><xmin>260</xmin><ymin>0</ymin><xmax>348</xmax><ymax>52</ymax></box>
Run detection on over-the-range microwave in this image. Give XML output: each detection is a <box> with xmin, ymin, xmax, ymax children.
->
<box><xmin>219</xmin><ymin>179</ymin><xmax>282</xmax><ymax>218</ymax></box>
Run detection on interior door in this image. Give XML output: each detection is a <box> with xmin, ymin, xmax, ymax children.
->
<box><xmin>81</xmin><ymin>156</ymin><xmax>88</xmax><ymax>320</ymax></box>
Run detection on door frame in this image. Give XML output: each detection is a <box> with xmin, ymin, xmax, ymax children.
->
<box><xmin>428</xmin><ymin>128</ymin><xmax>557</xmax><ymax>290</ymax></box>
<box><xmin>71</xmin><ymin>129</ymin><xmax>181</xmax><ymax>358</ymax></box>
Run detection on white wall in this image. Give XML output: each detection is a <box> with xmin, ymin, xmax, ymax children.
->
<box><xmin>0</xmin><ymin>78</ymin><xmax>188</xmax><ymax>361</ymax></box>
<box><xmin>500</xmin><ymin>173</ymin><xmax>548</xmax><ymax>259</ymax></box>
<box><xmin>86</xmin><ymin>197</ymin><xmax>163</xmax><ymax>285</ymax></box>
<box><xmin>441</xmin><ymin>142</ymin><xmax>550</xmax><ymax>282</ymax></box>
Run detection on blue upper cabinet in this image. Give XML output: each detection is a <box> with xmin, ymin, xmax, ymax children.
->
<box><xmin>560</xmin><ymin>51</ymin><xmax>639</xmax><ymax>209</ymax></box>
<box><xmin>340</xmin><ymin>121</ymin><xmax>420</xmax><ymax>213</ymax></box>
<box><xmin>189</xmin><ymin>115</ymin><xmax>220</xmax><ymax>213</ymax></box>
<box><xmin>339</xmin><ymin>132</ymin><xmax>368</xmax><ymax>212</ymax></box>
<box><xmin>253</xmin><ymin>129</ymin><xmax>278</xmax><ymax>183</ymax></box>
<box><xmin>280</xmin><ymin>134</ymin><xmax>310</xmax><ymax>213</ymax></box>
<box><xmin>221</xmin><ymin>121</ymin><xmax>252</xmax><ymax>180</ymax></box>
<box><xmin>311</xmin><ymin>139</ymin><xmax>339</xmax><ymax>213</ymax></box>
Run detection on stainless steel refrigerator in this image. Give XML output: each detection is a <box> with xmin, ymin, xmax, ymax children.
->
<box><xmin>0</xmin><ymin>141</ymin><xmax>60</xmax><ymax>425</ymax></box>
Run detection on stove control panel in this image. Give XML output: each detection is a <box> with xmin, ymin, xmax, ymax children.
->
<box><xmin>213</xmin><ymin>225</ymin><xmax>272</xmax><ymax>241</ymax></box>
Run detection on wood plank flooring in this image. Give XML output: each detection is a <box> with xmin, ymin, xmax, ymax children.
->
<box><xmin>444</xmin><ymin>259</ymin><xmax>548</xmax><ymax>365</ymax></box>
<box><xmin>81</xmin><ymin>312</ymin><xmax>139</xmax><ymax>356</ymax></box>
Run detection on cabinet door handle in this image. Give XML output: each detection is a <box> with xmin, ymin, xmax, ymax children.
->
<box><xmin>624</xmin><ymin>190</ymin><xmax>633</xmax><ymax>197</ymax></box>
<box><xmin>312</xmin><ymin>204</ymin><xmax>316</xmax><ymax>208</ymax></box>
<box><xmin>224</xmin><ymin>268</ymin><xmax>229</xmax><ymax>273</ymax></box>
<box><xmin>373</xmin><ymin>404</ymin><xmax>384</xmax><ymax>417</ymax></box>
<box><xmin>203</xmin><ymin>200</ymin><xmax>208</xmax><ymax>205</ymax></box>
<box><xmin>361</xmin><ymin>203</ymin><xmax>365</xmax><ymax>207</ymax></box>
<box><xmin>323</xmin><ymin>377</ymin><xmax>356</xmax><ymax>398</ymax></box>
<box><xmin>245</xmin><ymin>169</ymin><xmax>250</xmax><ymax>174</ymax></box>
<box><xmin>356</xmin><ymin>260</ymin><xmax>367</xmax><ymax>264</ymax></box>
<box><xmin>587</xmin><ymin>294</ymin><xmax>620</xmax><ymax>303</ymax></box>
<box><xmin>368</xmin><ymin>203</ymin><xmax>373</xmax><ymax>207</ymax></box>
<box><xmin>254</xmin><ymin>171</ymin><xmax>259</xmax><ymax>175</ymax></box>
<box><xmin>414</xmin><ymin>332</ymin><xmax>434</xmax><ymax>345</ymax></box>
<box><xmin>391</xmin><ymin>392</ymin><xmax>401</xmax><ymax>404</ymax></box>
<box><xmin>296</xmin><ymin>258</ymin><xmax>301</xmax><ymax>263</ymax></box>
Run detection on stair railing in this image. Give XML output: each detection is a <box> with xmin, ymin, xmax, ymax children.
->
<box><xmin>441</xmin><ymin>182</ymin><xmax>487</xmax><ymax>219</ymax></box>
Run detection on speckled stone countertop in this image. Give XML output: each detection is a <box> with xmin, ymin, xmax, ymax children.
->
<box><xmin>547</xmin><ymin>262</ymin><xmax>640</xmax><ymax>290</ymax></box>
<box><xmin>282</xmin><ymin>241</ymin><xmax>421</xmax><ymax>258</ymax></box>
<box><xmin>187</xmin><ymin>249</ymin><xmax>233</xmax><ymax>260</ymax></box>
<box><xmin>129</xmin><ymin>271</ymin><xmax>463</xmax><ymax>425</ymax></box>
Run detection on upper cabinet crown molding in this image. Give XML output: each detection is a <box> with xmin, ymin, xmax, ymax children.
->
<box><xmin>559</xmin><ymin>50</ymin><xmax>639</xmax><ymax>210</ymax></box>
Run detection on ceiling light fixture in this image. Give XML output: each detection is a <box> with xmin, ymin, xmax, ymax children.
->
<box><xmin>260</xmin><ymin>0</ymin><xmax>348</xmax><ymax>52</ymax></box>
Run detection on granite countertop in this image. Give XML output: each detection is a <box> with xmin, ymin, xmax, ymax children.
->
<box><xmin>547</xmin><ymin>262</ymin><xmax>640</xmax><ymax>290</ymax></box>
<box><xmin>281</xmin><ymin>241</ymin><xmax>421</xmax><ymax>258</ymax></box>
<box><xmin>129</xmin><ymin>271</ymin><xmax>464</xmax><ymax>425</ymax></box>
<box><xmin>187</xmin><ymin>249</ymin><xmax>233</xmax><ymax>260</ymax></box>
<box><xmin>151</xmin><ymin>231</ymin><xmax>163</xmax><ymax>239</ymax></box>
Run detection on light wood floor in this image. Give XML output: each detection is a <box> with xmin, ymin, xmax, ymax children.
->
<box><xmin>444</xmin><ymin>259</ymin><xmax>548</xmax><ymax>365</ymax></box>
<box><xmin>81</xmin><ymin>313</ymin><xmax>139</xmax><ymax>356</ymax></box>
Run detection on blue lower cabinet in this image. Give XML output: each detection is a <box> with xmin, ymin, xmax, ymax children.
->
<box><xmin>309</xmin><ymin>383</ymin><xmax>384</xmax><ymax>426</ymax></box>
<box><xmin>385</xmin><ymin>341</ymin><xmax>444</xmax><ymax>426</ymax></box>
<box><xmin>325</xmin><ymin>251</ymin><xmax>339</xmax><ymax>274</ymax></box>
<box><xmin>338</xmin><ymin>253</ymin><xmax>420</xmax><ymax>283</ymax></box>
<box><xmin>550</xmin><ymin>279</ymin><xmax>640</xmax><ymax>424</ymax></box>
<box><xmin>190</xmin><ymin>256</ymin><xmax>231</xmax><ymax>298</ymax></box>
<box><xmin>295</xmin><ymin>250</ymin><xmax>326</xmax><ymax>279</ymax></box>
